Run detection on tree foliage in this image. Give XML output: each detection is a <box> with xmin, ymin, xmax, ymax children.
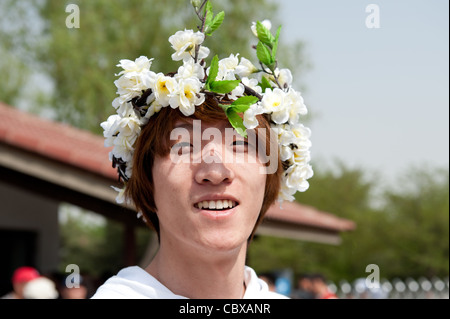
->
<box><xmin>248</xmin><ymin>163</ymin><xmax>449</xmax><ymax>282</ymax></box>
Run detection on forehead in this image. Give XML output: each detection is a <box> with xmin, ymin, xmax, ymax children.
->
<box><xmin>173</xmin><ymin>118</ymin><xmax>233</xmax><ymax>131</ymax></box>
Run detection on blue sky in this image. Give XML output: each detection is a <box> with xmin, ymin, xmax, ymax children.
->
<box><xmin>278</xmin><ymin>0</ymin><xmax>449</xmax><ymax>184</ymax></box>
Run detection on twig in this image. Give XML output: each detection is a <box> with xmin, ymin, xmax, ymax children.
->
<box><xmin>243</xmin><ymin>84</ymin><xmax>263</xmax><ymax>100</ymax></box>
<box><xmin>194</xmin><ymin>0</ymin><xmax>209</xmax><ymax>63</ymax></box>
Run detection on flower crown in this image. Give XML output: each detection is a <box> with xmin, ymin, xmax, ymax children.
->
<box><xmin>101</xmin><ymin>0</ymin><xmax>313</xmax><ymax>205</ymax></box>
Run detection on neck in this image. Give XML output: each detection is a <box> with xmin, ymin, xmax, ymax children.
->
<box><xmin>145</xmin><ymin>237</ymin><xmax>248</xmax><ymax>299</ymax></box>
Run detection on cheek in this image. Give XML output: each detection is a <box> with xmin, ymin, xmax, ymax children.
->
<box><xmin>152</xmin><ymin>160</ymin><xmax>193</xmax><ymax>208</ymax></box>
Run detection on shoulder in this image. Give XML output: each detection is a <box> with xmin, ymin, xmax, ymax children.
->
<box><xmin>91</xmin><ymin>266</ymin><xmax>184</xmax><ymax>299</ymax></box>
<box><xmin>244</xmin><ymin>266</ymin><xmax>290</xmax><ymax>299</ymax></box>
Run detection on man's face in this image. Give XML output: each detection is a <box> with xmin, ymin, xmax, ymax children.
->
<box><xmin>152</xmin><ymin>119</ymin><xmax>267</xmax><ymax>254</ymax></box>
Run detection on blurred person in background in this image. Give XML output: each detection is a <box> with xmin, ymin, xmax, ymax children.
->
<box><xmin>60</xmin><ymin>274</ymin><xmax>89</xmax><ymax>299</ymax></box>
<box><xmin>258</xmin><ymin>273</ymin><xmax>277</xmax><ymax>292</ymax></box>
<box><xmin>292</xmin><ymin>273</ymin><xmax>316</xmax><ymax>299</ymax></box>
<box><xmin>310</xmin><ymin>273</ymin><xmax>338</xmax><ymax>299</ymax></box>
<box><xmin>1</xmin><ymin>266</ymin><xmax>40</xmax><ymax>299</ymax></box>
<box><xmin>22</xmin><ymin>276</ymin><xmax>59</xmax><ymax>299</ymax></box>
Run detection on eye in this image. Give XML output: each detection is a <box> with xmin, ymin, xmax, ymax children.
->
<box><xmin>232</xmin><ymin>140</ymin><xmax>249</xmax><ymax>152</ymax></box>
<box><xmin>174</xmin><ymin>142</ymin><xmax>193</xmax><ymax>148</ymax></box>
<box><xmin>172</xmin><ymin>142</ymin><xmax>193</xmax><ymax>155</ymax></box>
<box><xmin>233</xmin><ymin>140</ymin><xmax>248</xmax><ymax>146</ymax></box>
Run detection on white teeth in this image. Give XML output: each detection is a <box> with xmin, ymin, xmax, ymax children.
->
<box><xmin>196</xmin><ymin>200</ymin><xmax>237</xmax><ymax>210</ymax></box>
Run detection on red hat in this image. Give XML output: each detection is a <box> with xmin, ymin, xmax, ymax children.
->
<box><xmin>12</xmin><ymin>266</ymin><xmax>40</xmax><ymax>283</ymax></box>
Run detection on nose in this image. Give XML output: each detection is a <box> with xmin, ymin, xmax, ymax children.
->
<box><xmin>194</xmin><ymin>144</ymin><xmax>235</xmax><ymax>185</ymax></box>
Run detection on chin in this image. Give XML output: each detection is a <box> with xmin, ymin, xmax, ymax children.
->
<box><xmin>200</xmin><ymin>229</ymin><xmax>250</xmax><ymax>253</ymax></box>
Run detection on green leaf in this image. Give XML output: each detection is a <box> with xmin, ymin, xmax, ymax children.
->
<box><xmin>206</xmin><ymin>11</ymin><xmax>225</xmax><ymax>36</ymax></box>
<box><xmin>256</xmin><ymin>41</ymin><xmax>274</xmax><ymax>66</ymax></box>
<box><xmin>209</xmin><ymin>80</ymin><xmax>240</xmax><ymax>94</ymax></box>
<box><xmin>204</xmin><ymin>1</ymin><xmax>214</xmax><ymax>27</ymax></box>
<box><xmin>232</xmin><ymin>96</ymin><xmax>259</xmax><ymax>107</ymax></box>
<box><xmin>256</xmin><ymin>21</ymin><xmax>275</xmax><ymax>48</ymax></box>
<box><xmin>228</xmin><ymin>104</ymin><xmax>251</xmax><ymax>114</ymax></box>
<box><xmin>206</xmin><ymin>55</ymin><xmax>219</xmax><ymax>89</ymax></box>
<box><xmin>227</xmin><ymin>110</ymin><xmax>247</xmax><ymax>137</ymax></box>
<box><xmin>272</xmin><ymin>25</ymin><xmax>282</xmax><ymax>60</ymax></box>
<box><xmin>228</xmin><ymin>96</ymin><xmax>259</xmax><ymax>113</ymax></box>
<box><xmin>259</xmin><ymin>76</ymin><xmax>273</xmax><ymax>93</ymax></box>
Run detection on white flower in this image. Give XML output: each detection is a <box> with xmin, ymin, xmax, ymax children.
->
<box><xmin>291</xmin><ymin>123</ymin><xmax>311</xmax><ymax>143</ymax></box>
<box><xmin>241</xmin><ymin>77</ymin><xmax>262</xmax><ymax>95</ymax></box>
<box><xmin>228</xmin><ymin>83</ymin><xmax>245</xmax><ymax>100</ymax></box>
<box><xmin>216</xmin><ymin>54</ymin><xmax>240</xmax><ymax>80</ymax></box>
<box><xmin>293</xmin><ymin>148</ymin><xmax>312</xmax><ymax>166</ymax></box>
<box><xmin>154</xmin><ymin>73</ymin><xmax>178</xmax><ymax>106</ymax></box>
<box><xmin>261</xmin><ymin>88</ymin><xmax>289</xmax><ymax>124</ymax></box>
<box><xmin>285</xmin><ymin>89</ymin><xmax>308</xmax><ymax>125</ymax></box>
<box><xmin>112</xmin><ymin>186</ymin><xmax>127</xmax><ymax>204</ymax></box>
<box><xmin>114</xmin><ymin>71</ymin><xmax>155</xmax><ymax>103</ymax></box>
<box><xmin>274</xmin><ymin>123</ymin><xmax>311</xmax><ymax>155</ymax></box>
<box><xmin>101</xmin><ymin>114</ymin><xmax>121</xmax><ymax>148</ymax></box>
<box><xmin>235</xmin><ymin>57</ymin><xmax>258</xmax><ymax>78</ymax></box>
<box><xmin>108</xmin><ymin>114</ymin><xmax>142</xmax><ymax>162</ymax></box>
<box><xmin>261</xmin><ymin>88</ymin><xmax>284</xmax><ymax>112</ymax></box>
<box><xmin>276</xmin><ymin>68</ymin><xmax>293</xmax><ymax>89</ymax></box>
<box><xmin>278</xmin><ymin>180</ymin><xmax>296</xmax><ymax>202</ymax></box>
<box><xmin>117</xmin><ymin>56</ymin><xmax>154</xmax><ymax>76</ymax></box>
<box><xmin>251</xmin><ymin>19</ymin><xmax>272</xmax><ymax>37</ymax></box>
<box><xmin>169</xmin><ymin>29</ymin><xmax>210</xmax><ymax>62</ymax></box>
<box><xmin>279</xmin><ymin>145</ymin><xmax>294</xmax><ymax>162</ymax></box>
<box><xmin>101</xmin><ymin>114</ymin><xmax>121</xmax><ymax>138</ymax></box>
<box><xmin>112</xmin><ymin>134</ymin><xmax>135</xmax><ymax>162</ymax></box>
<box><xmin>141</xmin><ymin>100</ymin><xmax>164</xmax><ymax>124</ymax></box>
<box><xmin>114</xmin><ymin>56</ymin><xmax>156</xmax><ymax>105</ymax></box>
<box><xmin>112</xmin><ymin>98</ymin><xmax>134</xmax><ymax>117</ymax></box>
<box><xmin>125</xmin><ymin>161</ymin><xmax>134</xmax><ymax>180</ymax></box>
<box><xmin>117</xmin><ymin>115</ymin><xmax>142</xmax><ymax>137</ymax></box>
<box><xmin>286</xmin><ymin>164</ymin><xmax>314</xmax><ymax>192</ymax></box>
<box><xmin>243</xmin><ymin>102</ymin><xmax>265</xmax><ymax>129</ymax></box>
<box><xmin>176</xmin><ymin>60</ymin><xmax>205</xmax><ymax>80</ymax></box>
<box><xmin>169</xmin><ymin>77</ymin><xmax>205</xmax><ymax>116</ymax></box>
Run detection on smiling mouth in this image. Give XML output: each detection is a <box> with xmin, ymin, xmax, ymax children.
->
<box><xmin>194</xmin><ymin>200</ymin><xmax>238</xmax><ymax>211</ymax></box>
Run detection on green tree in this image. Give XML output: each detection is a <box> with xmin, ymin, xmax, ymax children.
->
<box><xmin>381</xmin><ymin>166</ymin><xmax>449</xmax><ymax>278</ymax></box>
<box><xmin>0</xmin><ymin>0</ymin><xmax>41</xmax><ymax>106</ymax></box>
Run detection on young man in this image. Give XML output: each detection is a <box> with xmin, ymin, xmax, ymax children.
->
<box><xmin>92</xmin><ymin>0</ymin><xmax>313</xmax><ymax>299</ymax></box>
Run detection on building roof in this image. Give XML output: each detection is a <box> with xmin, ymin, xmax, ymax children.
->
<box><xmin>0</xmin><ymin>102</ymin><xmax>115</xmax><ymax>180</ymax></box>
<box><xmin>0</xmin><ymin>102</ymin><xmax>355</xmax><ymax>244</ymax></box>
<box><xmin>266</xmin><ymin>201</ymin><xmax>356</xmax><ymax>233</ymax></box>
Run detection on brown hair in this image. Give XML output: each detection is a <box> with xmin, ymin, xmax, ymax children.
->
<box><xmin>125</xmin><ymin>95</ymin><xmax>282</xmax><ymax>240</ymax></box>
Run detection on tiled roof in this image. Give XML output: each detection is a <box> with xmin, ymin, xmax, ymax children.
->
<box><xmin>0</xmin><ymin>102</ymin><xmax>116</xmax><ymax>179</ymax></box>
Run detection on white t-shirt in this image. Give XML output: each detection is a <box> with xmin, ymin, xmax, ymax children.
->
<box><xmin>91</xmin><ymin>266</ymin><xmax>288</xmax><ymax>299</ymax></box>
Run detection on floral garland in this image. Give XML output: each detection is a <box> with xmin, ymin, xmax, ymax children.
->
<box><xmin>101</xmin><ymin>0</ymin><xmax>313</xmax><ymax>205</ymax></box>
